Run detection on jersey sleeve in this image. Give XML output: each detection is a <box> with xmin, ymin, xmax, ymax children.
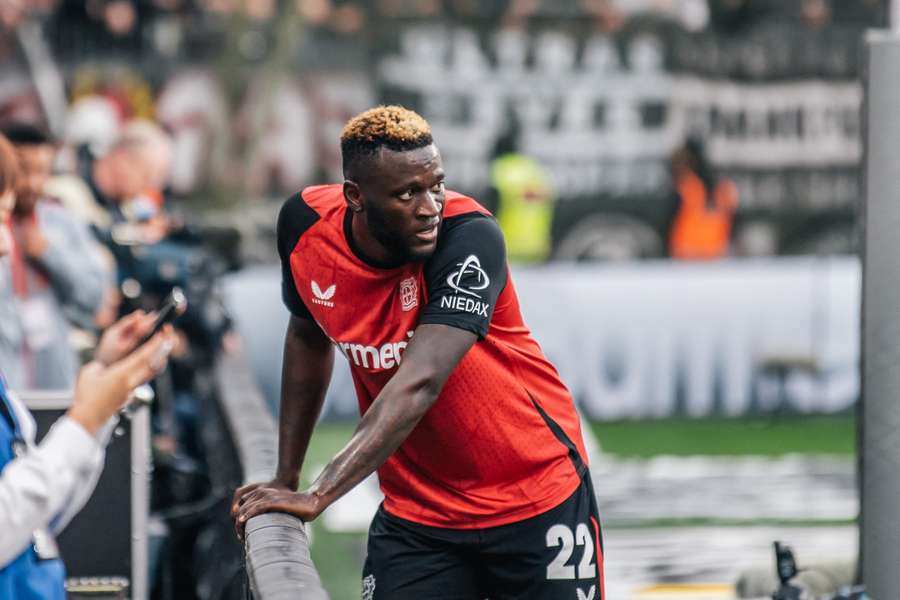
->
<box><xmin>277</xmin><ymin>193</ymin><xmax>316</xmax><ymax>321</ymax></box>
<box><xmin>419</xmin><ymin>213</ymin><xmax>508</xmax><ymax>339</ymax></box>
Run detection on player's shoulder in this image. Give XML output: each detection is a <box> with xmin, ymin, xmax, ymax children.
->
<box><xmin>433</xmin><ymin>191</ymin><xmax>505</xmax><ymax>256</ymax></box>
<box><xmin>277</xmin><ymin>184</ymin><xmax>344</xmax><ymax>240</ymax></box>
<box><xmin>300</xmin><ymin>183</ymin><xmax>346</xmax><ymax>215</ymax></box>
<box><xmin>443</xmin><ymin>190</ymin><xmax>492</xmax><ymax>220</ymax></box>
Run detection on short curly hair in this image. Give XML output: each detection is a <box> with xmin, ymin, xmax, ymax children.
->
<box><xmin>340</xmin><ymin>105</ymin><xmax>433</xmax><ymax>178</ymax></box>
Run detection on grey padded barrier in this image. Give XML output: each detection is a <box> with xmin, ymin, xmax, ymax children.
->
<box><xmin>244</xmin><ymin>514</ymin><xmax>329</xmax><ymax>600</ymax></box>
<box><xmin>216</xmin><ymin>348</ymin><xmax>330</xmax><ymax>600</ymax></box>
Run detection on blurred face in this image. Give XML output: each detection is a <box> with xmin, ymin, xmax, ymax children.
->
<box><xmin>347</xmin><ymin>144</ymin><xmax>445</xmax><ymax>263</ymax></box>
<box><xmin>14</xmin><ymin>144</ymin><xmax>54</xmax><ymax>215</ymax></box>
<box><xmin>106</xmin><ymin>146</ymin><xmax>169</xmax><ymax>200</ymax></box>
<box><xmin>0</xmin><ymin>188</ymin><xmax>14</xmax><ymax>256</ymax></box>
<box><xmin>107</xmin><ymin>148</ymin><xmax>149</xmax><ymax>200</ymax></box>
<box><xmin>0</xmin><ymin>0</ymin><xmax>25</xmax><ymax>29</ymax></box>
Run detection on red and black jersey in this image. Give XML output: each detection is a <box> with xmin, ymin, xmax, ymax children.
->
<box><xmin>278</xmin><ymin>184</ymin><xmax>589</xmax><ymax>529</ymax></box>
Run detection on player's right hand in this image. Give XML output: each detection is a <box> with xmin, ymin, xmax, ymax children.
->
<box><xmin>231</xmin><ymin>479</ymin><xmax>293</xmax><ymax>540</ymax></box>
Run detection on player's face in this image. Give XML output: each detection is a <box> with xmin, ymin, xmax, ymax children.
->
<box><xmin>361</xmin><ymin>144</ymin><xmax>446</xmax><ymax>263</ymax></box>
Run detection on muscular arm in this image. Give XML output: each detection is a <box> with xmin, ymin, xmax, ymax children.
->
<box><xmin>308</xmin><ymin>323</ymin><xmax>474</xmax><ymax>509</ymax></box>
<box><xmin>236</xmin><ymin>323</ymin><xmax>475</xmax><ymax>523</ymax></box>
<box><xmin>274</xmin><ymin>315</ymin><xmax>334</xmax><ymax>489</ymax></box>
<box><xmin>231</xmin><ymin>315</ymin><xmax>333</xmax><ymax>526</ymax></box>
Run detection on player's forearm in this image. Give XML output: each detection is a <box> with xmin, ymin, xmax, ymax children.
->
<box><xmin>305</xmin><ymin>369</ymin><xmax>442</xmax><ymax>510</ymax></box>
<box><xmin>275</xmin><ymin>376</ymin><xmax>328</xmax><ymax>489</ymax></box>
<box><xmin>275</xmin><ymin>317</ymin><xmax>334</xmax><ymax>489</ymax></box>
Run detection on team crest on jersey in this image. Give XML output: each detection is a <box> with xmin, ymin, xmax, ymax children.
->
<box><xmin>311</xmin><ymin>281</ymin><xmax>336</xmax><ymax>308</ymax></box>
<box><xmin>399</xmin><ymin>277</ymin><xmax>418</xmax><ymax>311</ymax></box>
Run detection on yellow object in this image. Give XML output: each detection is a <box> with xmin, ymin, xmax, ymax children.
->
<box><xmin>491</xmin><ymin>153</ymin><xmax>555</xmax><ymax>263</ymax></box>
<box><xmin>633</xmin><ymin>582</ymin><xmax>735</xmax><ymax>598</ymax></box>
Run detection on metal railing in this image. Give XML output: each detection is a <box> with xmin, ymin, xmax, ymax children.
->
<box><xmin>215</xmin><ymin>348</ymin><xmax>329</xmax><ymax>600</ymax></box>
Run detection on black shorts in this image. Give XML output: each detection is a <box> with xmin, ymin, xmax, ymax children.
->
<box><xmin>361</xmin><ymin>472</ymin><xmax>605</xmax><ymax>600</ymax></box>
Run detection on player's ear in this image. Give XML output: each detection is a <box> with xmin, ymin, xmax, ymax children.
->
<box><xmin>343</xmin><ymin>180</ymin><xmax>364</xmax><ymax>213</ymax></box>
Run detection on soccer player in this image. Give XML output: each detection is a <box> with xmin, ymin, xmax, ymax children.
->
<box><xmin>233</xmin><ymin>106</ymin><xmax>604</xmax><ymax>599</ymax></box>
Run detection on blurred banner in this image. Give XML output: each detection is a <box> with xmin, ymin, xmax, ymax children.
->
<box><xmin>0</xmin><ymin>2</ymin><xmax>884</xmax><ymax>257</ymax></box>
<box><xmin>375</xmin><ymin>18</ymin><xmax>865</xmax><ymax>256</ymax></box>
<box><xmin>224</xmin><ymin>257</ymin><xmax>860</xmax><ymax>421</ymax></box>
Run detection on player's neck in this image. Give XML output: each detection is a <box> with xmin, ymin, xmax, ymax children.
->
<box><xmin>347</xmin><ymin>210</ymin><xmax>404</xmax><ymax>269</ymax></box>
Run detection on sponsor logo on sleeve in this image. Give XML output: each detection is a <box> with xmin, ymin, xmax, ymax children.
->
<box><xmin>311</xmin><ymin>281</ymin><xmax>336</xmax><ymax>308</ymax></box>
<box><xmin>441</xmin><ymin>254</ymin><xmax>491</xmax><ymax>316</ymax></box>
<box><xmin>446</xmin><ymin>255</ymin><xmax>490</xmax><ymax>297</ymax></box>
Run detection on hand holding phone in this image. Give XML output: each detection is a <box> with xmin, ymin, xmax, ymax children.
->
<box><xmin>137</xmin><ymin>287</ymin><xmax>187</xmax><ymax>348</ymax></box>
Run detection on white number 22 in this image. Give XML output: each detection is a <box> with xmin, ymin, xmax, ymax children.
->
<box><xmin>545</xmin><ymin>523</ymin><xmax>596</xmax><ymax>580</ymax></box>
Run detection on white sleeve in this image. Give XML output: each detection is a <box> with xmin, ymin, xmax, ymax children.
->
<box><xmin>0</xmin><ymin>414</ymin><xmax>105</xmax><ymax>568</ymax></box>
<box><xmin>48</xmin><ymin>417</ymin><xmax>118</xmax><ymax>535</ymax></box>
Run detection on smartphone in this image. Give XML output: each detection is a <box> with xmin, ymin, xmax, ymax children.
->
<box><xmin>138</xmin><ymin>287</ymin><xmax>187</xmax><ymax>346</ymax></box>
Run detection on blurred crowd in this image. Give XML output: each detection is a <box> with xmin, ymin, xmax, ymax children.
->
<box><xmin>0</xmin><ymin>0</ymin><xmax>885</xmax><ymax>49</ymax></box>
<box><xmin>0</xmin><ymin>0</ymin><xmax>884</xmax><ymax>267</ymax></box>
<box><xmin>0</xmin><ymin>107</ymin><xmax>232</xmax><ymax>596</ymax></box>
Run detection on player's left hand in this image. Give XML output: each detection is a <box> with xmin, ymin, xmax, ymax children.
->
<box><xmin>234</xmin><ymin>487</ymin><xmax>323</xmax><ymax>539</ymax></box>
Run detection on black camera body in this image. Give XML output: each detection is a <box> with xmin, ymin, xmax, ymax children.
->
<box><xmin>771</xmin><ymin>541</ymin><xmax>870</xmax><ymax>600</ymax></box>
<box><xmin>772</xmin><ymin>542</ymin><xmax>803</xmax><ymax>600</ymax></box>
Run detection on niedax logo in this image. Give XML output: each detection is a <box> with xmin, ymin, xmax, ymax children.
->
<box><xmin>311</xmin><ymin>281</ymin><xmax>336</xmax><ymax>308</ymax></box>
<box><xmin>446</xmin><ymin>255</ymin><xmax>490</xmax><ymax>298</ymax></box>
<box><xmin>441</xmin><ymin>255</ymin><xmax>491</xmax><ymax>317</ymax></box>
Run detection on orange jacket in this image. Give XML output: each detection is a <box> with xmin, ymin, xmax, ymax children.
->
<box><xmin>669</xmin><ymin>171</ymin><xmax>738</xmax><ymax>260</ymax></box>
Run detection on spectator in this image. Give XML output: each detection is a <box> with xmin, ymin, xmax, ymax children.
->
<box><xmin>77</xmin><ymin>119</ymin><xmax>173</xmax><ymax>242</ymax></box>
<box><xmin>668</xmin><ymin>136</ymin><xmax>738</xmax><ymax>260</ymax></box>
<box><xmin>490</xmin><ymin>129</ymin><xmax>556</xmax><ymax>263</ymax></box>
<box><xmin>0</xmin><ymin>123</ymin><xmax>110</xmax><ymax>390</ymax></box>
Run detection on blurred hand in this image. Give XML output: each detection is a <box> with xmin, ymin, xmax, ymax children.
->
<box><xmin>233</xmin><ymin>485</ymin><xmax>322</xmax><ymax>540</ymax></box>
<box><xmin>141</xmin><ymin>216</ymin><xmax>169</xmax><ymax>244</ymax></box>
<box><xmin>68</xmin><ymin>327</ymin><xmax>175</xmax><ymax>435</ymax></box>
<box><xmin>94</xmin><ymin>310</ymin><xmax>157</xmax><ymax>366</ymax></box>
<box><xmin>93</xmin><ymin>287</ymin><xmax>123</xmax><ymax>331</ymax></box>
<box><xmin>15</xmin><ymin>220</ymin><xmax>48</xmax><ymax>258</ymax></box>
